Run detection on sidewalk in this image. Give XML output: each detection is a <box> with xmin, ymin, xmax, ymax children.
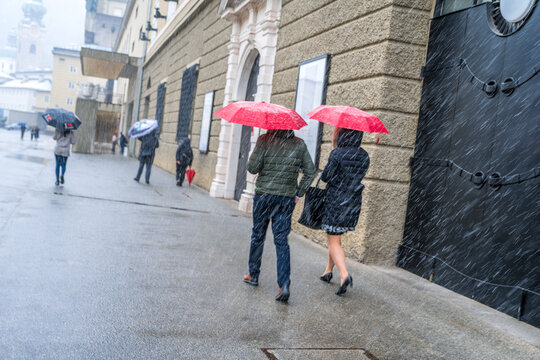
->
<box><xmin>0</xmin><ymin>129</ymin><xmax>539</xmax><ymax>360</ymax></box>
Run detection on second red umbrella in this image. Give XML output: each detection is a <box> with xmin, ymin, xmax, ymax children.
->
<box><xmin>307</xmin><ymin>105</ymin><xmax>388</xmax><ymax>133</ymax></box>
<box><xmin>214</xmin><ymin>101</ymin><xmax>307</xmax><ymax>130</ymax></box>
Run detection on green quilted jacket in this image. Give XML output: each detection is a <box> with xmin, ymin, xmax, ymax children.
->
<box><xmin>247</xmin><ymin>130</ymin><xmax>316</xmax><ymax>198</ymax></box>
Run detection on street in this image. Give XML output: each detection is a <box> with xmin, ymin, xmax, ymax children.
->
<box><xmin>0</xmin><ymin>129</ymin><xmax>539</xmax><ymax>360</ymax></box>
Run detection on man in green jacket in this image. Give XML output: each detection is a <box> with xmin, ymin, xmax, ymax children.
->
<box><xmin>243</xmin><ymin>130</ymin><xmax>316</xmax><ymax>302</ymax></box>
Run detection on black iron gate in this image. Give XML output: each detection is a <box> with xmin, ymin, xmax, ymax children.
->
<box><xmin>398</xmin><ymin>1</ymin><xmax>539</xmax><ymax>327</ymax></box>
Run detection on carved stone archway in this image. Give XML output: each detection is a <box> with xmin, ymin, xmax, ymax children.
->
<box><xmin>210</xmin><ymin>0</ymin><xmax>281</xmax><ymax>213</ymax></box>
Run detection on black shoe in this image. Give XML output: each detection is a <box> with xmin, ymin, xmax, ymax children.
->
<box><xmin>320</xmin><ymin>272</ymin><xmax>333</xmax><ymax>283</ymax></box>
<box><xmin>60</xmin><ymin>175</ymin><xmax>64</xmax><ymax>184</ymax></box>
<box><xmin>55</xmin><ymin>181</ymin><xmax>59</xmax><ymax>186</ymax></box>
<box><xmin>176</xmin><ymin>181</ymin><xmax>182</xmax><ymax>187</ymax></box>
<box><xmin>133</xmin><ymin>178</ymin><xmax>139</xmax><ymax>182</ymax></box>
<box><xmin>336</xmin><ymin>276</ymin><xmax>353</xmax><ymax>296</ymax></box>
<box><xmin>243</xmin><ymin>274</ymin><xmax>259</xmax><ymax>286</ymax></box>
<box><xmin>275</xmin><ymin>282</ymin><xmax>290</xmax><ymax>302</ymax></box>
<box><xmin>145</xmin><ymin>180</ymin><xmax>150</xmax><ymax>185</ymax></box>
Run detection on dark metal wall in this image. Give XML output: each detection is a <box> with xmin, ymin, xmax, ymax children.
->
<box><xmin>398</xmin><ymin>3</ymin><xmax>539</xmax><ymax>327</ymax></box>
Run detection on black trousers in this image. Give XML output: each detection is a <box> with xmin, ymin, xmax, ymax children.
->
<box><xmin>176</xmin><ymin>163</ymin><xmax>187</xmax><ymax>185</ymax></box>
<box><xmin>135</xmin><ymin>155</ymin><xmax>153</xmax><ymax>182</ymax></box>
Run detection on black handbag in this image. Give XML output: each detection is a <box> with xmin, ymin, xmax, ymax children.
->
<box><xmin>298</xmin><ymin>177</ymin><xmax>326</xmax><ymax>229</ymax></box>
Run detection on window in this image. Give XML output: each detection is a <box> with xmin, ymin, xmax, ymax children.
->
<box><xmin>135</xmin><ymin>6</ymin><xmax>138</xmax><ymax>18</ymax></box>
<box><xmin>143</xmin><ymin>96</ymin><xmax>150</xmax><ymax>119</ymax></box>
<box><xmin>176</xmin><ymin>64</ymin><xmax>199</xmax><ymax>140</ymax></box>
<box><xmin>70</xmin><ymin>65</ymin><xmax>77</xmax><ymax>73</ymax></box>
<box><xmin>68</xmin><ymin>82</ymin><xmax>75</xmax><ymax>89</ymax></box>
<box><xmin>29</xmin><ymin>44</ymin><xmax>36</xmax><ymax>54</ymax></box>
<box><xmin>66</xmin><ymin>98</ymin><xmax>74</xmax><ymax>105</ymax></box>
<box><xmin>44</xmin><ymin>95</ymin><xmax>49</xmax><ymax>103</ymax></box>
<box><xmin>113</xmin><ymin>8</ymin><xmax>122</xmax><ymax>17</ymax></box>
<box><xmin>59</xmin><ymin>57</ymin><xmax>65</xmax><ymax>61</ymax></box>
<box><xmin>440</xmin><ymin>0</ymin><xmax>490</xmax><ymax>15</ymax></box>
<box><xmin>155</xmin><ymin>83</ymin><xmax>167</xmax><ymax>132</ymax></box>
<box><xmin>111</xmin><ymin>26</ymin><xmax>116</xmax><ymax>33</ymax></box>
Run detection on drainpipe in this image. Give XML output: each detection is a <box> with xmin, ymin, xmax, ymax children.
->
<box><xmin>132</xmin><ymin>0</ymin><xmax>153</xmax><ymax>156</ymax></box>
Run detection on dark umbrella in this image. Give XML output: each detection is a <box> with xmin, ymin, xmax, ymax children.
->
<box><xmin>42</xmin><ymin>109</ymin><xmax>82</xmax><ymax>130</ymax></box>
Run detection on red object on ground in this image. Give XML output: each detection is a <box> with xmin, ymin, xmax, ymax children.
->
<box><xmin>307</xmin><ymin>105</ymin><xmax>388</xmax><ymax>133</ymax></box>
<box><xmin>186</xmin><ymin>168</ymin><xmax>196</xmax><ymax>185</ymax></box>
<box><xmin>214</xmin><ymin>101</ymin><xmax>307</xmax><ymax>130</ymax></box>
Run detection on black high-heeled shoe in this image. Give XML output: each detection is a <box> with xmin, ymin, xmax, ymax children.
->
<box><xmin>335</xmin><ymin>275</ymin><xmax>353</xmax><ymax>296</ymax></box>
<box><xmin>320</xmin><ymin>272</ymin><xmax>333</xmax><ymax>283</ymax></box>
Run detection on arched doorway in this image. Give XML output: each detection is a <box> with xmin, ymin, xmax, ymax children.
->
<box><xmin>234</xmin><ymin>52</ymin><xmax>260</xmax><ymax>201</ymax></box>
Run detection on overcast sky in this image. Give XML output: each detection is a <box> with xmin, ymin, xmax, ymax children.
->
<box><xmin>0</xmin><ymin>0</ymin><xmax>86</xmax><ymax>68</ymax></box>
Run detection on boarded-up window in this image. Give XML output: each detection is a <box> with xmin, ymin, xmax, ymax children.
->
<box><xmin>155</xmin><ymin>82</ymin><xmax>166</xmax><ymax>133</ymax></box>
<box><xmin>176</xmin><ymin>64</ymin><xmax>199</xmax><ymax>141</ymax></box>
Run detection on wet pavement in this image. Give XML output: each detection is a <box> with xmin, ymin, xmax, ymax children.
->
<box><xmin>0</xmin><ymin>129</ymin><xmax>539</xmax><ymax>360</ymax></box>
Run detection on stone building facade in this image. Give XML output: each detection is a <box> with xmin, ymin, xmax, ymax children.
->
<box><xmin>141</xmin><ymin>0</ymin><xmax>231</xmax><ymax>189</ymax></box>
<box><xmin>136</xmin><ymin>0</ymin><xmax>434</xmax><ymax>265</ymax></box>
<box><xmin>270</xmin><ymin>0</ymin><xmax>433</xmax><ymax>264</ymax></box>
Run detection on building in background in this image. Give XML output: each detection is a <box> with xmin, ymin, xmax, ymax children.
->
<box><xmin>0</xmin><ymin>31</ymin><xmax>18</xmax><ymax>80</ymax></box>
<box><xmin>85</xmin><ymin>0</ymin><xmax>128</xmax><ymax>49</ymax></box>
<box><xmin>50</xmin><ymin>47</ymin><xmax>87</xmax><ymax>112</ymax></box>
<box><xmin>0</xmin><ymin>77</ymin><xmax>50</xmax><ymax>113</ymax></box>
<box><xmin>17</xmin><ymin>0</ymin><xmax>47</xmax><ymax>72</ymax></box>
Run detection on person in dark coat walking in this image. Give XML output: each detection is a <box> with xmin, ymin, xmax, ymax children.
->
<box><xmin>319</xmin><ymin>128</ymin><xmax>370</xmax><ymax>296</ymax></box>
<box><xmin>243</xmin><ymin>130</ymin><xmax>316</xmax><ymax>302</ymax></box>
<box><xmin>175</xmin><ymin>137</ymin><xmax>193</xmax><ymax>186</ymax></box>
<box><xmin>20</xmin><ymin>125</ymin><xmax>26</xmax><ymax>140</ymax></box>
<box><xmin>119</xmin><ymin>132</ymin><xmax>127</xmax><ymax>155</ymax></box>
<box><xmin>133</xmin><ymin>129</ymin><xmax>159</xmax><ymax>184</ymax></box>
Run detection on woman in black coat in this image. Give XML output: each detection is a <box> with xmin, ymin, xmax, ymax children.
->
<box><xmin>319</xmin><ymin>128</ymin><xmax>370</xmax><ymax>295</ymax></box>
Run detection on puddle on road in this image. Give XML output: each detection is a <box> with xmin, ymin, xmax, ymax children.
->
<box><xmin>4</xmin><ymin>153</ymin><xmax>50</xmax><ymax>165</ymax></box>
<box><xmin>261</xmin><ymin>348</ymin><xmax>378</xmax><ymax>360</ymax></box>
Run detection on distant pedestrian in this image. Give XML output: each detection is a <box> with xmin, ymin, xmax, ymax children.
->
<box><xmin>53</xmin><ymin>129</ymin><xmax>75</xmax><ymax>186</ymax></box>
<box><xmin>20</xmin><ymin>125</ymin><xmax>26</xmax><ymax>140</ymax></box>
<box><xmin>112</xmin><ymin>133</ymin><xmax>118</xmax><ymax>154</ymax></box>
<box><xmin>175</xmin><ymin>137</ymin><xmax>193</xmax><ymax>186</ymax></box>
<box><xmin>243</xmin><ymin>130</ymin><xmax>316</xmax><ymax>302</ymax></box>
<box><xmin>30</xmin><ymin>127</ymin><xmax>36</xmax><ymax>141</ymax></box>
<box><xmin>133</xmin><ymin>129</ymin><xmax>159</xmax><ymax>184</ymax></box>
<box><xmin>119</xmin><ymin>132</ymin><xmax>127</xmax><ymax>155</ymax></box>
<box><xmin>318</xmin><ymin>128</ymin><xmax>369</xmax><ymax>296</ymax></box>
<box><xmin>35</xmin><ymin>127</ymin><xmax>40</xmax><ymax>140</ymax></box>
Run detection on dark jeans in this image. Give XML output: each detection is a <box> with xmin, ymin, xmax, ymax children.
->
<box><xmin>176</xmin><ymin>163</ymin><xmax>187</xmax><ymax>185</ymax></box>
<box><xmin>135</xmin><ymin>155</ymin><xmax>154</xmax><ymax>182</ymax></box>
<box><xmin>248</xmin><ymin>194</ymin><xmax>295</xmax><ymax>287</ymax></box>
<box><xmin>55</xmin><ymin>155</ymin><xmax>68</xmax><ymax>181</ymax></box>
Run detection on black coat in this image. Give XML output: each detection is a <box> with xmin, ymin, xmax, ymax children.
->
<box><xmin>138</xmin><ymin>131</ymin><xmax>159</xmax><ymax>160</ymax></box>
<box><xmin>176</xmin><ymin>137</ymin><xmax>193</xmax><ymax>167</ymax></box>
<box><xmin>320</xmin><ymin>129</ymin><xmax>370</xmax><ymax>229</ymax></box>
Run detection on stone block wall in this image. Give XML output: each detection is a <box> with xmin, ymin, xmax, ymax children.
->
<box><xmin>140</xmin><ymin>0</ymin><xmax>230</xmax><ymax>190</ymax></box>
<box><xmin>271</xmin><ymin>0</ymin><xmax>434</xmax><ymax>264</ymax></box>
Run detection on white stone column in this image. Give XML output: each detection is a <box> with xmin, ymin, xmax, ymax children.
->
<box><xmin>210</xmin><ymin>21</ymin><xmax>241</xmax><ymax>198</ymax></box>
<box><xmin>238</xmin><ymin>3</ymin><xmax>281</xmax><ymax>213</ymax></box>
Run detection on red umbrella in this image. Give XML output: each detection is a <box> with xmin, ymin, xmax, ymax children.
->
<box><xmin>307</xmin><ymin>105</ymin><xmax>388</xmax><ymax>133</ymax></box>
<box><xmin>214</xmin><ymin>101</ymin><xmax>307</xmax><ymax>130</ymax></box>
<box><xmin>186</xmin><ymin>168</ymin><xmax>196</xmax><ymax>186</ymax></box>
